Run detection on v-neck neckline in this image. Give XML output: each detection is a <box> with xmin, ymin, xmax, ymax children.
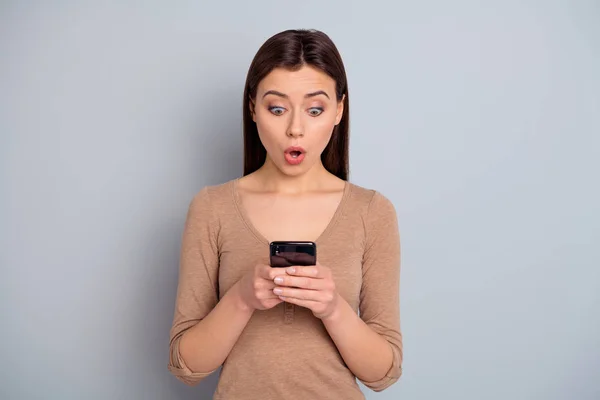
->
<box><xmin>231</xmin><ymin>178</ymin><xmax>351</xmax><ymax>246</ymax></box>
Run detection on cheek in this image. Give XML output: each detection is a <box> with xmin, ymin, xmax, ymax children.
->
<box><xmin>307</xmin><ymin>117</ymin><xmax>336</xmax><ymax>148</ymax></box>
<box><xmin>255</xmin><ymin>116</ymin><xmax>282</xmax><ymax>148</ymax></box>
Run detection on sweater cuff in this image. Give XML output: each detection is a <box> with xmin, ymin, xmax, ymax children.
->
<box><xmin>360</xmin><ymin>342</ymin><xmax>402</xmax><ymax>392</ymax></box>
<box><xmin>168</xmin><ymin>336</ymin><xmax>217</xmax><ymax>386</ymax></box>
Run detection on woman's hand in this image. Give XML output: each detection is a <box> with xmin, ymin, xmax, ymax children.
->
<box><xmin>272</xmin><ymin>263</ymin><xmax>340</xmax><ymax>320</ymax></box>
<box><xmin>235</xmin><ymin>264</ymin><xmax>287</xmax><ymax>312</ymax></box>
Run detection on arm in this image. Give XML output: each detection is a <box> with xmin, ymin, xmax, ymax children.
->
<box><xmin>324</xmin><ymin>191</ymin><xmax>402</xmax><ymax>391</ymax></box>
<box><xmin>168</xmin><ymin>187</ymin><xmax>253</xmax><ymax>386</ymax></box>
<box><xmin>175</xmin><ymin>284</ymin><xmax>254</xmax><ymax>383</ymax></box>
<box><xmin>320</xmin><ymin>294</ymin><xmax>395</xmax><ymax>385</ymax></box>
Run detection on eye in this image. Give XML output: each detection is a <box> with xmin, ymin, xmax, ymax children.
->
<box><xmin>308</xmin><ymin>107</ymin><xmax>324</xmax><ymax>117</ymax></box>
<box><xmin>268</xmin><ymin>106</ymin><xmax>286</xmax><ymax>116</ymax></box>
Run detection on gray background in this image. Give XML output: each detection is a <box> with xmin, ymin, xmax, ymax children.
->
<box><xmin>1</xmin><ymin>1</ymin><xmax>599</xmax><ymax>399</ymax></box>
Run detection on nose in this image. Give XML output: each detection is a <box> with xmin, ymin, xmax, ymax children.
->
<box><xmin>286</xmin><ymin>110</ymin><xmax>304</xmax><ymax>138</ymax></box>
<box><xmin>286</xmin><ymin>129</ymin><xmax>304</xmax><ymax>138</ymax></box>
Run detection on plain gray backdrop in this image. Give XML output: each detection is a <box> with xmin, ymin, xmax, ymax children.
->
<box><xmin>1</xmin><ymin>1</ymin><xmax>599</xmax><ymax>399</ymax></box>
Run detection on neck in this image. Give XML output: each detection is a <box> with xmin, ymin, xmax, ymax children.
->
<box><xmin>252</xmin><ymin>157</ymin><xmax>337</xmax><ymax>194</ymax></box>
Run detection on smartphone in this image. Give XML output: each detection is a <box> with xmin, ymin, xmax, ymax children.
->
<box><xmin>269</xmin><ymin>241</ymin><xmax>317</xmax><ymax>268</ymax></box>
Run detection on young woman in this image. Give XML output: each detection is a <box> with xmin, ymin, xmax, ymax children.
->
<box><xmin>168</xmin><ymin>29</ymin><xmax>402</xmax><ymax>399</ymax></box>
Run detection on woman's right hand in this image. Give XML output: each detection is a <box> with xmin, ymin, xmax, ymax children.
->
<box><xmin>235</xmin><ymin>264</ymin><xmax>286</xmax><ymax>311</ymax></box>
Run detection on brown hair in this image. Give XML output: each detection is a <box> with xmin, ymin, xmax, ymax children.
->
<box><xmin>242</xmin><ymin>29</ymin><xmax>350</xmax><ymax>180</ymax></box>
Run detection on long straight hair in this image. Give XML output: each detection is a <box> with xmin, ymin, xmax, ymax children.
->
<box><xmin>242</xmin><ymin>29</ymin><xmax>350</xmax><ymax>180</ymax></box>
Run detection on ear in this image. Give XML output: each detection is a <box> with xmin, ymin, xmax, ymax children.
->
<box><xmin>249</xmin><ymin>99</ymin><xmax>256</xmax><ymax>122</ymax></box>
<box><xmin>335</xmin><ymin>94</ymin><xmax>345</xmax><ymax>125</ymax></box>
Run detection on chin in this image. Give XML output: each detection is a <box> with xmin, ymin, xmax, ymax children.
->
<box><xmin>278</xmin><ymin>166</ymin><xmax>308</xmax><ymax>177</ymax></box>
<box><xmin>276</xmin><ymin>162</ymin><xmax>312</xmax><ymax>177</ymax></box>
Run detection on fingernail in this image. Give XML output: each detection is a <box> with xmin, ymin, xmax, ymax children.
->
<box><xmin>273</xmin><ymin>288</ymin><xmax>283</xmax><ymax>295</ymax></box>
<box><xmin>274</xmin><ymin>276</ymin><xmax>283</xmax><ymax>284</ymax></box>
<box><xmin>287</xmin><ymin>267</ymin><xmax>296</xmax><ymax>274</ymax></box>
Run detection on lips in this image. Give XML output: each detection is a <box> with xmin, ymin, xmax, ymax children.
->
<box><xmin>284</xmin><ymin>146</ymin><xmax>306</xmax><ymax>165</ymax></box>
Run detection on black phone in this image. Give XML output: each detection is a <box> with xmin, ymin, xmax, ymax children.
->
<box><xmin>269</xmin><ymin>241</ymin><xmax>317</xmax><ymax>268</ymax></box>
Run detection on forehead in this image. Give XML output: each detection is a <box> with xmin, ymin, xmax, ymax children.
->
<box><xmin>257</xmin><ymin>65</ymin><xmax>336</xmax><ymax>97</ymax></box>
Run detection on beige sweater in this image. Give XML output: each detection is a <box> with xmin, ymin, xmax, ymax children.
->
<box><xmin>168</xmin><ymin>179</ymin><xmax>402</xmax><ymax>399</ymax></box>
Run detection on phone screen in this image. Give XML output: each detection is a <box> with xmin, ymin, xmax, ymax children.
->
<box><xmin>270</xmin><ymin>241</ymin><xmax>316</xmax><ymax>267</ymax></box>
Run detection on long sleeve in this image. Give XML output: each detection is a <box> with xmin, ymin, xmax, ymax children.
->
<box><xmin>358</xmin><ymin>191</ymin><xmax>403</xmax><ymax>392</ymax></box>
<box><xmin>168</xmin><ymin>187</ymin><xmax>220</xmax><ymax>385</ymax></box>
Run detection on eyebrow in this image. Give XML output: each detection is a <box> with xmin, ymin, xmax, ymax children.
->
<box><xmin>262</xmin><ymin>90</ymin><xmax>330</xmax><ymax>100</ymax></box>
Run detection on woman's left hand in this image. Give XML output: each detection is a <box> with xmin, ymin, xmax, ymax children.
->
<box><xmin>272</xmin><ymin>263</ymin><xmax>339</xmax><ymax>320</ymax></box>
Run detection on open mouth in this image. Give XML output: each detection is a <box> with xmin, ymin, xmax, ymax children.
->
<box><xmin>284</xmin><ymin>146</ymin><xmax>306</xmax><ymax>165</ymax></box>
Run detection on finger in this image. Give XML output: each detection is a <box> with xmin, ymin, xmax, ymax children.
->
<box><xmin>258</xmin><ymin>265</ymin><xmax>282</xmax><ymax>280</ymax></box>
<box><xmin>261</xmin><ymin>298</ymin><xmax>284</xmax><ymax>309</ymax></box>
<box><xmin>274</xmin><ymin>275</ymin><xmax>327</xmax><ymax>290</ymax></box>
<box><xmin>285</xmin><ymin>265</ymin><xmax>324</xmax><ymax>278</ymax></box>
<box><xmin>253</xmin><ymin>275</ymin><xmax>277</xmax><ymax>290</ymax></box>
<box><xmin>258</xmin><ymin>291</ymin><xmax>283</xmax><ymax>300</ymax></box>
<box><xmin>262</xmin><ymin>281</ymin><xmax>277</xmax><ymax>290</ymax></box>
<box><xmin>272</xmin><ymin>287</ymin><xmax>321</xmax><ymax>301</ymax></box>
<box><xmin>277</xmin><ymin>296</ymin><xmax>320</xmax><ymax>310</ymax></box>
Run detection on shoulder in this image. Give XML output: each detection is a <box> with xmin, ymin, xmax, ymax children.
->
<box><xmin>188</xmin><ymin>179</ymin><xmax>236</xmax><ymax>215</ymax></box>
<box><xmin>192</xmin><ymin>179</ymin><xmax>235</xmax><ymax>203</ymax></box>
<box><xmin>347</xmin><ymin>183</ymin><xmax>399</xmax><ymax>246</ymax></box>
<box><xmin>346</xmin><ymin>182</ymin><xmax>397</xmax><ymax>218</ymax></box>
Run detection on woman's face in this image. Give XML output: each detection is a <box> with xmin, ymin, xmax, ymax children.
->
<box><xmin>251</xmin><ymin>65</ymin><xmax>344</xmax><ymax>177</ymax></box>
